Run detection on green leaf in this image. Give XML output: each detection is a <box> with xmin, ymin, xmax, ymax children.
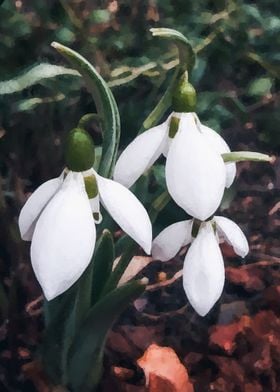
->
<box><xmin>150</xmin><ymin>28</ymin><xmax>196</xmax><ymax>73</ymax></box>
<box><xmin>141</xmin><ymin>69</ymin><xmax>178</xmax><ymax>132</ymax></box>
<box><xmin>72</xmin><ymin>230</ymin><xmax>115</xmax><ymax>333</ymax></box>
<box><xmin>51</xmin><ymin>42</ymin><xmax>120</xmax><ymax>178</ymax></box>
<box><xmin>0</xmin><ymin>63</ymin><xmax>79</xmax><ymax>95</ymax></box>
<box><xmin>91</xmin><ymin>229</ymin><xmax>115</xmax><ymax>303</ymax></box>
<box><xmin>248</xmin><ymin>77</ymin><xmax>272</xmax><ymax>96</ymax></box>
<box><xmin>220</xmin><ymin>186</ymin><xmax>237</xmax><ymax>211</ymax></box>
<box><xmin>222</xmin><ymin>151</ymin><xmax>271</xmax><ymax>163</ymax></box>
<box><xmin>101</xmin><ymin>239</ymin><xmax>135</xmax><ymax>295</ymax></box>
<box><xmin>14</xmin><ymin>94</ymin><xmax>65</xmax><ymax>112</ymax></box>
<box><xmin>149</xmin><ymin>190</ymin><xmax>171</xmax><ymax>223</ymax></box>
<box><xmin>42</xmin><ymin>285</ymin><xmax>78</xmax><ymax>384</ymax></box>
<box><xmin>67</xmin><ymin>279</ymin><xmax>147</xmax><ymax>391</ymax></box>
<box><xmin>140</xmin><ymin>28</ymin><xmax>195</xmax><ymax>133</ymax></box>
<box><xmin>247</xmin><ymin>52</ymin><xmax>280</xmax><ymax>79</ymax></box>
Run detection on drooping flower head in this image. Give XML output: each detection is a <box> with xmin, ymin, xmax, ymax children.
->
<box><xmin>152</xmin><ymin>216</ymin><xmax>249</xmax><ymax>316</ymax></box>
<box><xmin>114</xmin><ymin>75</ymin><xmax>236</xmax><ymax>221</ymax></box>
<box><xmin>19</xmin><ymin>128</ymin><xmax>152</xmax><ymax>300</ymax></box>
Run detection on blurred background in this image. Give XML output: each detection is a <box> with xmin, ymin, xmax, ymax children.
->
<box><xmin>0</xmin><ymin>0</ymin><xmax>280</xmax><ymax>391</ymax></box>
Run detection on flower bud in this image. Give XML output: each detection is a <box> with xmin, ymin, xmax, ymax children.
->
<box><xmin>172</xmin><ymin>73</ymin><xmax>196</xmax><ymax>113</ymax></box>
<box><xmin>65</xmin><ymin>128</ymin><xmax>95</xmax><ymax>172</ymax></box>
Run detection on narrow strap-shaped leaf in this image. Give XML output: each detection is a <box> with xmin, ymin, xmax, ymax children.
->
<box><xmin>222</xmin><ymin>151</ymin><xmax>271</xmax><ymax>163</ymax></box>
<box><xmin>140</xmin><ymin>28</ymin><xmax>195</xmax><ymax>133</ymax></box>
<box><xmin>51</xmin><ymin>42</ymin><xmax>120</xmax><ymax>178</ymax></box>
<box><xmin>101</xmin><ymin>239</ymin><xmax>135</xmax><ymax>295</ymax></box>
<box><xmin>72</xmin><ymin>230</ymin><xmax>114</xmax><ymax>333</ymax></box>
<box><xmin>149</xmin><ymin>190</ymin><xmax>171</xmax><ymax>223</ymax></box>
<box><xmin>73</xmin><ymin>261</ymin><xmax>95</xmax><ymax>332</ymax></box>
<box><xmin>101</xmin><ymin>190</ymin><xmax>171</xmax><ymax>295</ymax></box>
<box><xmin>108</xmin><ymin>87</ymin><xmax>121</xmax><ymax>174</ymax></box>
<box><xmin>0</xmin><ymin>63</ymin><xmax>79</xmax><ymax>95</ymax></box>
<box><xmin>150</xmin><ymin>28</ymin><xmax>196</xmax><ymax>73</ymax></box>
<box><xmin>67</xmin><ymin>279</ymin><xmax>147</xmax><ymax>391</ymax></box>
<box><xmin>91</xmin><ymin>229</ymin><xmax>115</xmax><ymax>304</ymax></box>
<box><xmin>247</xmin><ymin>52</ymin><xmax>280</xmax><ymax>79</ymax></box>
<box><xmin>42</xmin><ymin>285</ymin><xmax>78</xmax><ymax>384</ymax></box>
<box><xmin>141</xmin><ymin>69</ymin><xmax>178</xmax><ymax>132</ymax></box>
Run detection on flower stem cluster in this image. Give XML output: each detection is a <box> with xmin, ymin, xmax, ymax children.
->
<box><xmin>18</xmin><ymin>57</ymin><xmax>266</xmax><ymax>317</ymax></box>
<box><xmin>113</xmin><ymin>76</ymin><xmax>252</xmax><ymax>316</ymax></box>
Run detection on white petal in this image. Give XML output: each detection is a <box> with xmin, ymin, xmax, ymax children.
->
<box><xmin>113</xmin><ymin>121</ymin><xmax>169</xmax><ymax>188</ymax></box>
<box><xmin>152</xmin><ymin>220</ymin><xmax>193</xmax><ymax>261</ymax></box>
<box><xmin>183</xmin><ymin>222</ymin><xmax>225</xmax><ymax>316</ymax></box>
<box><xmin>215</xmin><ymin>216</ymin><xmax>249</xmax><ymax>257</ymax></box>
<box><xmin>165</xmin><ymin>113</ymin><xmax>226</xmax><ymax>220</ymax></box>
<box><xmin>97</xmin><ymin>174</ymin><xmax>152</xmax><ymax>254</ymax></box>
<box><xmin>18</xmin><ymin>176</ymin><xmax>62</xmax><ymax>241</ymax></box>
<box><xmin>31</xmin><ymin>172</ymin><xmax>96</xmax><ymax>300</ymax></box>
<box><xmin>162</xmin><ymin>137</ymin><xmax>172</xmax><ymax>158</ymax></box>
<box><xmin>201</xmin><ymin>125</ymin><xmax>236</xmax><ymax>188</ymax></box>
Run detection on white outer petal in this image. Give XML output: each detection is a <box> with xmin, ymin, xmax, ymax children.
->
<box><xmin>201</xmin><ymin>125</ymin><xmax>236</xmax><ymax>188</ymax></box>
<box><xmin>113</xmin><ymin>121</ymin><xmax>169</xmax><ymax>188</ymax></box>
<box><xmin>152</xmin><ymin>220</ymin><xmax>193</xmax><ymax>261</ymax></box>
<box><xmin>97</xmin><ymin>174</ymin><xmax>152</xmax><ymax>254</ymax></box>
<box><xmin>18</xmin><ymin>176</ymin><xmax>63</xmax><ymax>241</ymax></box>
<box><xmin>166</xmin><ymin>113</ymin><xmax>226</xmax><ymax>220</ymax></box>
<box><xmin>162</xmin><ymin>137</ymin><xmax>172</xmax><ymax>158</ymax></box>
<box><xmin>215</xmin><ymin>216</ymin><xmax>249</xmax><ymax>257</ymax></box>
<box><xmin>183</xmin><ymin>222</ymin><xmax>225</xmax><ymax>316</ymax></box>
<box><xmin>31</xmin><ymin>172</ymin><xmax>96</xmax><ymax>300</ymax></box>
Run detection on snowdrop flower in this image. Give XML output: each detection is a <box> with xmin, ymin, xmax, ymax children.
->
<box><xmin>114</xmin><ymin>74</ymin><xmax>236</xmax><ymax>202</ymax></box>
<box><xmin>152</xmin><ymin>216</ymin><xmax>249</xmax><ymax>316</ymax></box>
<box><xmin>115</xmin><ymin>112</ymin><xmax>233</xmax><ymax>220</ymax></box>
<box><xmin>18</xmin><ymin>129</ymin><xmax>152</xmax><ymax>301</ymax></box>
<box><xmin>114</xmin><ymin>113</ymin><xmax>235</xmax><ymax>189</ymax></box>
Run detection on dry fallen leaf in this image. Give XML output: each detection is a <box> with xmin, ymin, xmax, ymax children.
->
<box><xmin>137</xmin><ymin>344</ymin><xmax>193</xmax><ymax>392</ymax></box>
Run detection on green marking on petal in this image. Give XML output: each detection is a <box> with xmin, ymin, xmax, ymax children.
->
<box><xmin>191</xmin><ymin>219</ymin><xmax>201</xmax><ymax>238</ymax></box>
<box><xmin>93</xmin><ymin>212</ymin><xmax>100</xmax><ymax>221</ymax></box>
<box><xmin>84</xmin><ymin>174</ymin><xmax>98</xmax><ymax>199</ymax></box>
<box><xmin>168</xmin><ymin>116</ymin><xmax>180</xmax><ymax>138</ymax></box>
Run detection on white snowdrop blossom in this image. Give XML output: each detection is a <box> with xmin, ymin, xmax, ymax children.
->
<box><xmin>114</xmin><ymin>112</ymin><xmax>236</xmax><ymax>220</ymax></box>
<box><xmin>19</xmin><ymin>169</ymin><xmax>152</xmax><ymax>300</ymax></box>
<box><xmin>152</xmin><ymin>216</ymin><xmax>249</xmax><ymax>316</ymax></box>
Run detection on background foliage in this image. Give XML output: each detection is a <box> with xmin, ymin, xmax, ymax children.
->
<box><xmin>0</xmin><ymin>0</ymin><xmax>279</xmax><ymax>391</ymax></box>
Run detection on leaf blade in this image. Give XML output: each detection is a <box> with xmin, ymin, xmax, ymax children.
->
<box><xmin>222</xmin><ymin>151</ymin><xmax>272</xmax><ymax>163</ymax></box>
<box><xmin>67</xmin><ymin>279</ymin><xmax>147</xmax><ymax>390</ymax></box>
<box><xmin>0</xmin><ymin>63</ymin><xmax>79</xmax><ymax>95</ymax></box>
<box><xmin>51</xmin><ymin>42</ymin><xmax>120</xmax><ymax>178</ymax></box>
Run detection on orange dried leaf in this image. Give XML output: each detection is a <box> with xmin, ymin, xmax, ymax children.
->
<box><xmin>137</xmin><ymin>344</ymin><xmax>193</xmax><ymax>392</ymax></box>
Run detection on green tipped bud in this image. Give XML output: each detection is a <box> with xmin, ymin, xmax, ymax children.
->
<box><xmin>65</xmin><ymin>128</ymin><xmax>95</xmax><ymax>171</ymax></box>
<box><xmin>172</xmin><ymin>73</ymin><xmax>196</xmax><ymax>113</ymax></box>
